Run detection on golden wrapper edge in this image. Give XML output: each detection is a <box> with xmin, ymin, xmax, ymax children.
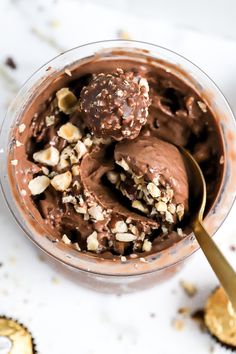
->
<box><xmin>0</xmin><ymin>316</ymin><xmax>37</xmax><ymax>354</ymax></box>
<box><xmin>204</xmin><ymin>287</ymin><xmax>236</xmax><ymax>349</ymax></box>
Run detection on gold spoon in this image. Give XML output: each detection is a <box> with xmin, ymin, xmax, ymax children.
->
<box><xmin>180</xmin><ymin>147</ymin><xmax>236</xmax><ymax>311</ymax></box>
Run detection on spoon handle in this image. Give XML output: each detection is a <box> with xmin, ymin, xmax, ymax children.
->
<box><xmin>193</xmin><ymin>220</ymin><xmax>236</xmax><ymax>311</ymax></box>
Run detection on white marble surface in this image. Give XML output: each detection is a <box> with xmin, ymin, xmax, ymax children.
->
<box><xmin>0</xmin><ymin>1</ymin><xmax>236</xmax><ymax>353</ymax></box>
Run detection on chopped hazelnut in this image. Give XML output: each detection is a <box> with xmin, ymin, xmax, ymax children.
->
<box><xmin>41</xmin><ymin>166</ymin><xmax>49</xmax><ymax>175</ymax></box>
<box><xmin>115</xmin><ymin>233</ymin><xmax>137</xmax><ymax>242</ymax></box>
<box><xmin>62</xmin><ymin>195</ymin><xmax>77</xmax><ymax>204</ymax></box>
<box><xmin>28</xmin><ymin>175</ymin><xmax>51</xmax><ymax>195</ymax></box>
<box><xmin>64</xmin><ymin>68</ymin><xmax>72</xmax><ymax>77</ymax></box>
<box><xmin>132</xmin><ymin>200</ymin><xmax>148</xmax><ymax>213</ymax></box>
<box><xmin>58</xmin><ymin>157</ymin><xmax>70</xmax><ymax>170</ymax></box>
<box><xmin>33</xmin><ymin>146</ymin><xmax>59</xmax><ymax>166</ymax></box>
<box><xmin>83</xmin><ymin>136</ymin><xmax>93</xmax><ymax>147</ymax></box>
<box><xmin>129</xmin><ymin>224</ymin><xmax>139</xmax><ymax>236</ymax></box>
<box><xmin>142</xmin><ymin>239</ymin><xmax>152</xmax><ymax>252</ymax></box>
<box><xmin>87</xmin><ymin>231</ymin><xmax>99</xmax><ymax>251</ymax></box>
<box><xmin>168</xmin><ymin>203</ymin><xmax>176</xmax><ymax>214</ymax></box>
<box><xmin>176</xmin><ymin>204</ymin><xmax>185</xmax><ymax>221</ymax></box>
<box><xmin>116</xmin><ymin>159</ymin><xmax>130</xmax><ymax>171</ymax></box>
<box><xmin>112</xmin><ymin>220</ymin><xmax>128</xmax><ymax>233</ymax></box>
<box><xmin>56</xmin><ymin>87</ymin><xmax>78</xmax><ymax>114</ymax></box>
<box><xmin>74</xmin><ymin>140</ymin><xmax>87</xmax><ymax>159</ymax></box>
<box><xmin>62</xmin><ymin>234</ymin><xmax>71</xmax><ymax>245</ymax></box>
<box><xmin>197</xmin><ymin>101</ymin><xmax>207</xmax><ymax>113</ymax></box>
<box><xmin>15</xmin><ymin>140</ymin><xmax>22</xmax><ymax>147</ymax></box>
<box><xmin>172</xmin><ymin>319</ymin><xmax>185</xmax><ymax>331</ymax></box>
<box><xmin>51</xmin><ymin>171</ymin><xmax>72</xmax><ymax>191</ymax></box>
<box><xmin>107</xmin><ymin>171</ymin><xmax>119</xmax><ymax>184</ymax></box>
<box><xmin>155</xmin><ymin>201</ymin><xmax>167</xmax><ymax>212</ymax></box>
<box><xmin>74</xmin><ymin>243</ymin><xmax>81</xmax><ymax>251</ymax></box>
<box><xmin>11</xmin><ymin>159</ymin><xmax>18</xmax><ymax>166</ymax></box>
<box><xmin>57</xmin><ymin>122</ymin><xmax>82</xmax><ymax>143</ymax></box>
<box><xmin>72</xmin><ymin>165</ymin><xmax>80</xmax><ymax>176</ymax></box>
<box><xmin>74</xmin><ymin>205</ymin><xmax>87</xmax><ymax>214</ymax></box>
<box><xmin>147</xmin><ymin>182</ymin><xmax>161</xmax><ymax>198</ymax></box>
<box><xmin>18</xmin><ymin>123</ymin><xmax>26</xmax><ymax>133</ymax></box>
<box><xmin>177</xmin><ymin>228</ymin><xmax>184</xmax><ymax>237</ymax></box>
<box><xmin>20</xmin><ymin>189</ymin><xmax>27</xmax><ymax>196</ymax></box>
<box><xmin>88</xmin><ymin>205</ymin><xmax>104</xmax><ymax>221</ymax></box>
<box><xmin>45</xmin><ymin>115</ymin><xmax>55</xmax><ymax>126</ymax></box>
<box><xmin>165</xmin><ymin>211</ymin><xmax>174</xmax><ymax>223</ymax></box>
<box><xmin>180</xmin><ymin>280</ymin><xmax>198</xmax><ymax>297</ymax></box>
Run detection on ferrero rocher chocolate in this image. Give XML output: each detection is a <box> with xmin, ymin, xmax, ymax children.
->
<box><xmin>0</xmin><ymin>317</ymin><xmax>35</xmax><ymax>354</ymax></box>
<box><xmin>80</xmin><ymin>68</ymin><xmax>150</xmax><ymax>141</ymax></box>
<box><xmin>204</xmin><ymin>287</ymin><xmax>236</xmax><ymax>348</ymax></box>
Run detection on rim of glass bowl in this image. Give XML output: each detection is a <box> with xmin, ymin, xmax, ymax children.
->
<box><xmin>1</xmin><ymin>39</ymin><xmax>236</xmax><ymax>277</ymax></box>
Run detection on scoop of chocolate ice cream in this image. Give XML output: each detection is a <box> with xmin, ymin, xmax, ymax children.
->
<box><xmin>111</xmin><ymin>136</ymin><xmax>189</xmax><ymax>227</ymax></box>
<box><xmin>80</xmin><ymin>68</ymin><xmax>150</xmax><ymax>140</ymax></box>
<box><xmin>80</xmin><ymin>150</ymin><xmax>158</xmax><ymax>254</ymax></box>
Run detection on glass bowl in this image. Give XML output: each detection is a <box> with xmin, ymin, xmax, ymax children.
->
<box><xmin>1</xmin><ymin>40</ymin><xmax>236</xmax><ymax>293</ymax></box>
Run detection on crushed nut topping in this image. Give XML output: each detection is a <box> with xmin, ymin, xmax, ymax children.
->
<box><xmin>172</xmin><ymin>319</ymin><xmax>185</xmax><ymax>331</ymax></box>
<box><xmin>132</xmin><ymin>200</ymin><xmax>149</xmax><ymax>214</ymax></box>
<box><xmin>88</xmin><ymin>205</ymin><xmax>104</xmax><ymax>221</ymax></box>
<box><xmin>15</xmin><ymin>140</ymin><xmax>22</xmax><ymax>147</ymax></box>
<box><xmin>74</xmin><ymin>141</ymin><xmax>87</xmax><ymax>159</ymax></box>
<box><xmin>197</xmin><ymin>101</ymin><xmax>207</xmax><ymax>113</ymax></box>
<box><xmin>20</xmin><ymin>189</ymin><xmax>27</xmax><ymax>196</ymax></box>
<box><xmin>41</xmin><ymin>166</ymin><xmax>49</xmax><ymax>175</ymax></box>
<box><xmin>180</xmin><ymin>280</ymin><xmax>198</xmax><ymax>297</ymax></box>
<box><xmin>45</xmin><ymin>115</ymin><xmax>55</xmax><ymax>126</ymax></box>
<box><xmin>18</xmin><ymin>123</ymin><xmax>26</xmax><ymax>133</ymax></box>
<box><xmin>64</xmin><ymin>68</ymin><xmax>72</xmax><ymax>77</ymax></box>
<box><xmin>51</xmin><ymin>171</ymin><xmax>72</xmax><ymax>191</ymax></box>
<box><xmin>33</xmin><ymin>146</ymin><xmax>59</xmax><ymax>166</ymax></box>
<box><xmin>11</xmin><ymin>159</ymin><xmax>18</xmax><ymax>166</ymax></box>
<box><xmin>112</xmin><ymin>220</ymin><xmax>128</xmax><ymax>233</ymax></box>
<box><xmin>142</xmin><ymin>239</ymin><xmax>152</xmax><ymax>252</ymax></box>
<box><xmin>115</xmin><ymin>232</ymin><xmax>137</xmax><ymax>242</ymax></box>
<box><xmin>56</xmin><ymin>88</ymin><xmax>78</xmax><ymax>114</ymax></box>
<box><xmin>116</xmin><ymin>158</ymin><xmax>130</xmax><ymax>171</ymax></box>
<box><xmin>71</xmin><ymin>165</ymin><xmax>80</xmax><ymax>176</ymax></box>
<box><xmin>74</xmin><ymin>205</ymin><xmax>87</xmax><ymax>214</ymax></box>
<box><xmin>87</xmin><ymin>231</ymin><xmax>99</xmax><ymax>251</ymax></box>
<box><xmin>28</xmin><ymin>175</ymin><xmax>51</xmax><ymax>195</ymax></box>
<box><xmin>107</xmin><ymin>171</ymin><xmax>119</xmax><ymax>184</ymax></box>
<box><xmin>147</xmin><ymin>182</ymin><xmax>161</xmax><ymax>198</ymax></box>
<box><xmin>57</xmin><ymin>122</ymin><xmax>82</xmax><ymax>143</ymax></box>
<box><xmin>62</xmin><ymin>195</ymin><xmax>77</xmax><ymax>204</ymax></box>
<box><xmin>121</xmin><ymin>256</ymin><xmax>127</xmax><ymax>262</ymax></box>
<box><xmin>62</xmin><ymin>234</ymin><xmax>71</xmax><ymax>245</ymax></box>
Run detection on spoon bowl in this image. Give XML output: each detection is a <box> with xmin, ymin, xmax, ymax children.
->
<box><xmin>180</xmin><ymin>147</ymin><xmax>236</xmax><ymax>311</ymax></box>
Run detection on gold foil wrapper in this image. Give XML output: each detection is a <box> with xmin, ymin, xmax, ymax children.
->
<box><xmin>0</xmin><ymin>317</ymin><xmax>35</xmax><ymax>354</ymax></box>
<box><xmin>204</xmin><ymin>287</ymin><xmax>236</xmax><ymax>348</ymax></box>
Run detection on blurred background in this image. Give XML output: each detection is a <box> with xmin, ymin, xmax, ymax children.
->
<box><xmin>0</xmin><ymin>1</ymin><xmax>236</xmax><ymax>353</ymax></box>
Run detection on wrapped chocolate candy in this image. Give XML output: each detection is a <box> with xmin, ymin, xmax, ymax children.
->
<box><xmin>80</xmin><ymin>68</ymin><xmax>150</xmax><ymax>140</ymax></box>
<box><xmin>204</xmin><ymin>287</ymin><xmax>236</xmax><ymax>349</ymax></box>
<box><xmin>0</xmin><ymin>316</ymin><xmax>36</xmax><ymax>354</ymax></box>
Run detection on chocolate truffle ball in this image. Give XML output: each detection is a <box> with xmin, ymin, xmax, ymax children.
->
<box><xmin>80</xmin><ymin>68</ymin><xmax>150</xmax><ymax>140</ymax></box>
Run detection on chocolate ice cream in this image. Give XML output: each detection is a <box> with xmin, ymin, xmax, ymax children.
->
<box><xmin>9</xmin><ymin>55</ymin><xmax>224</xmax><ymax>259</ymax></box>
<box><xmin>113</xmin><ymin>136</ymin><xmax>188</xmax><ymax>224</ymax></box>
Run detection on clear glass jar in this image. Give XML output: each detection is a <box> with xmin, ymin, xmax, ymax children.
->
<box><xmin>1</xmin><ymin>40</ymin><xmax>236</xmax><ymax>293</ymax></box>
